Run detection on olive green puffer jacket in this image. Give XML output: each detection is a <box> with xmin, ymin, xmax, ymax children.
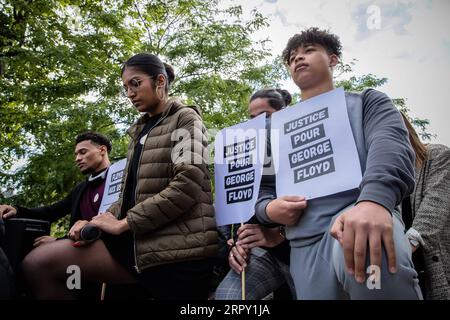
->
<box><xmin>108</xmin><ymin>98</ymin><xmax>218</xmax><ymax>272</ymax></box>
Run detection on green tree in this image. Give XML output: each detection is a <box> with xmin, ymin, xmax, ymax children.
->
<box><xmin>1</xmin><ymin>0</ymin><xmax>137</xmax><ymax>205</ymax></box>
<box><xmin>1</xmin><ymin>1</ymin><xmax>432</xmax><ymax>237</ymax></box>
<box><xmin>130</xmin><ymin>0</ymin><xmax>287</xmax><ymax>128</ymax></box>
<box><xmin>0</xmin><ymin>0</ymin><xmax>284</xmax><ymax>235</ymax></box>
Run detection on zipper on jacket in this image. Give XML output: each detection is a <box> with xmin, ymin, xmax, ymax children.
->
<box><xmin>132</xmin><ymin>112</ymin><xmax>170</xmax><ymax>274</ymax></box>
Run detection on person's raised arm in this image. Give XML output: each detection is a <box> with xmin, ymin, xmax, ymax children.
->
<box><xmin>1</xmin><ymin>187</ymin><xmax>75</xmax><ymax>223</ymax></box>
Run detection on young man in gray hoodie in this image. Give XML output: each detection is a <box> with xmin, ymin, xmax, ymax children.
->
<box><xmin>254</xmin><ymin>28</ymin><xmax>422</xmax><ymax>299</ymax></box>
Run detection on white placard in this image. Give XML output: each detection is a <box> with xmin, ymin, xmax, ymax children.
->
<box><xmin>214</xmin><ymin>114</ymin><xmax>266</xmax><ymax>226</ymax></box>
<box><xmin>270</xmin><ymin>87</ymin><xmax>362</xmax><ymax>199</ymax></box>
<box><xmin>98</xmin><ymin>158</ymin><xmax>127</xmax><ymax>214</ymax></box>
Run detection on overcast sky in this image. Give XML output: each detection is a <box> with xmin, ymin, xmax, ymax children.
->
<box><xmin>224</xmin><ymin>0</ymin><xmax>450</xmax><ymax>146</ymax></box>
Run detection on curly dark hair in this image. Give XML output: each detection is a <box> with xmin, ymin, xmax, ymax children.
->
<box><xmin>282</xmin><ymin>27</ymin><xmax>342</xmax><ymax>65</ymax></box>
<box><xmin>75</xmin><ymin>131</ymin><xmax>112</xmax><ymax>153</ymax></box>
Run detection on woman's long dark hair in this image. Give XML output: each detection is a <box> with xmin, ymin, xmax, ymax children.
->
<box><xmin>401</xmin><ymin>112</ymin><xmax>427</xmax><ymax>169</ymax></box>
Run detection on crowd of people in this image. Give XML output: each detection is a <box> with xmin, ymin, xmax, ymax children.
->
<box><xmin>0</xmin><ymin>27</ymin><xmax>449</xmax><ymax>300</ymax></box>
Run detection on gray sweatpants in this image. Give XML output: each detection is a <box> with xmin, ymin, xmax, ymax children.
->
<box><xmin>290</xmin><ymin>207</ymin><xmax>423</xmax><ymax>300</ymax></box>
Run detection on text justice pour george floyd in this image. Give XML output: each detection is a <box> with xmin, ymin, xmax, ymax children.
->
<box><xmin>221</xmin><ymin>108</ymin><xmax>333</xmax><ymax>203</ymax></box>
<box><xmin>223</xmin><ymin>108</ymin><xmax>333</xmax><ymax>198</ymax></box>
<box><xmin>223</xmin><ymin>137</ymin><xmax>257</xmax><ymax>204</ymax></box>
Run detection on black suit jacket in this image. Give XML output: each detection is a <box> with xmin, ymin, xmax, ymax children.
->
<box><xmin>15</xmin><ymin>180</ymin><xmax>89</xmax><ymax>227</ymax></box>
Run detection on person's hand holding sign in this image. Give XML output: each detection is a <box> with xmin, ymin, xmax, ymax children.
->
<box><xmin>236</xmin><ymin>224</ymin><xmax>285</xmax><ymax>249</ymax></box>
<box><xmin>266</xmin><ymin>196</ymin><xmax>307</xmax><ymax>226</ymax></box>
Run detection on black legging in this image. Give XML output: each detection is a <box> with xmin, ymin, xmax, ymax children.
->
<box><xmin>21</xmin><ymin>238</ymin><xmax>136</xmax><ymax>299</ymax></box>
<box><xmin>21</xmin><ymin>238</ymin><xmax>213</xmax><ymax>300</ymax></box>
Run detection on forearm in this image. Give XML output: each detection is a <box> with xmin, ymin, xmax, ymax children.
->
<box><xmin>117</xmin><ymin>218</ymin><xmax>130</xmax><ymax>234</ymax></box>
<box><xmin>262</xmin><ymin>226</ymin><xmax>285</xmax><ymax>248</ymax></box>
<box><xmin>15</xmin><ymin>204</ymin><xmax>64</xmax><ymax>222</ymax></box>
<box><xmin>255</xmin><ymin>174</ymin><xmax>278</xmax><ymax>225</ymax></box>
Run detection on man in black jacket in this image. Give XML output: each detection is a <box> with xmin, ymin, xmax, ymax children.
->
<box><xmin>0</xmin><ymin>132</ymin><xmax>112</xmax><ymax>248</ymax></box>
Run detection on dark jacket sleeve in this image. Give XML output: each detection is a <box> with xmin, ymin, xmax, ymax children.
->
<box><xmin>15</xmin><ymin>188</ymin><xmax>76</xmax><ymax>223</ymax></box>
<box><xmin>255</xmin><ymin>174</ymin><xmax>278</xmax><ymax>225</ymax></box>
<box><xmin>357</xmin><ymin>89</ymin><xmax>416</xmax><ymax>212</ymax></box>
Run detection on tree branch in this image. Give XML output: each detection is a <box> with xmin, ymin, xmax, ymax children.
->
<box><xmin>133</xmin><ymin>0</ymin><xmax>152</xmax><ymax>47</ymax></box>
<box><xmin>156</xmin><ymin>6</ymin><xmax>186</xmax><ymax>53</ymax></box>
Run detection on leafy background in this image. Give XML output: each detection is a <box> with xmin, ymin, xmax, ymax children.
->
<box><xmin>0</xmin><ymin>0</ymin><xmax>431</xmax><ymax>236</ymax></box>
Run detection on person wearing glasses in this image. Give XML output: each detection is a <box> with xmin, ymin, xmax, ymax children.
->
<box><xmin>20</xmin><ymin>53</ymin><xmax>218</xmax><ymax>300</ymax></box>
<box><xmin>214</xmin><ymin>89</ymin><xmax>296</xmax><ymax>300</ymax></box>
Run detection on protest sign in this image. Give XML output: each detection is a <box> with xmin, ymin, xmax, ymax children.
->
<box><xmin>214</xmin><ymin>114</ymin><xmax>266</xmax><ymax>226</ymax></box>
<box><xmin>270</xmin><ymin>87</ymin><xmax>362</xmax><ymax>199</ymax></box>
<box><xmin>98</xmin><ymin>158</ymin><xmax>127</xmax><ymax>214</ymax></box>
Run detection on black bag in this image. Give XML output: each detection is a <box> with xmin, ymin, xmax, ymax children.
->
<box><xmin>3</xmin><ymin>218</ymin><xmax>51</xmax><ymax>272</ymax></box>
<box><xmin>0</xmin><ymin>217</ymin><xmax>15</xmax><ymax>299</ymax></box>
<box><xmin>401</xmin><ymin>196</ymin><xmax>427</xmax><ymax>299</ymax></box>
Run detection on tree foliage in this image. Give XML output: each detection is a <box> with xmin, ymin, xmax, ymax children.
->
<box><xmin>0</xmin><ymin>0</ymin><xmax>284</xmax><ymax>212</ymax></box>
<box><xmin>0</xmin><ymin>1</ymin><xmax>433</xmax><ymax>237</ymax></box>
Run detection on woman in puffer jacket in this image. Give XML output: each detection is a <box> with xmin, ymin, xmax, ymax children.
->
<box><xmin>22</xmin><ymin>53</ymin><xmax>218</xmax><ymax>300</ymax></box>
